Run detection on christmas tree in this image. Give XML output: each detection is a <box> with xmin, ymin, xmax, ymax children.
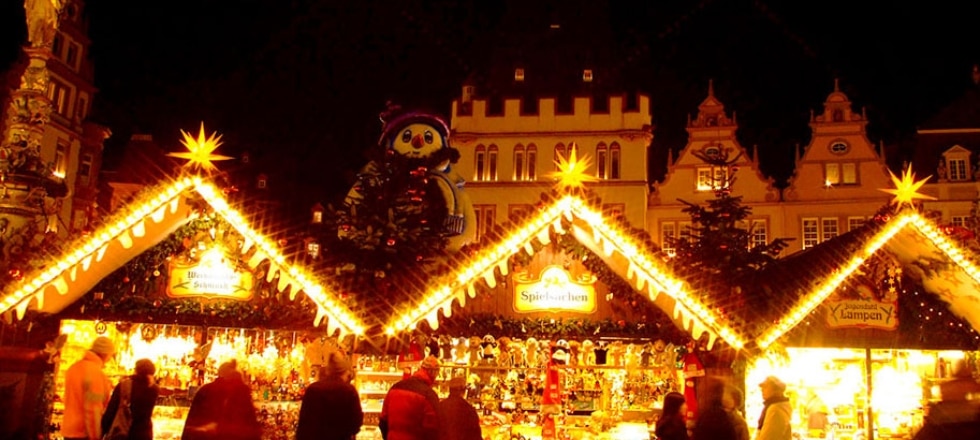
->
<box><xmin>666</xmin><ymin>150</ymin><xmax>790</xmax><ymax>312</ymax></box>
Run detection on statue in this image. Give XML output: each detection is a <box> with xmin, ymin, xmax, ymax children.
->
<box><xmin>24</xmin><ymin>0</ymin><xmax>64</xmax><ymax>48</ymax></box>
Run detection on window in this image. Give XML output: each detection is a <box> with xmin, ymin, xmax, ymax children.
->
<box><xmin>487</xmin><ymin>96</ymin><xmax>504</xmax><ymax>116</ymax></box>
<box><xmin>515</xmin><ymin>68</ymin><xmax>525</xmax><ymax>81</ymax></box>
<box><xmin>750</xmin><ymin>219</ymin><xmax>768</xmax><ymax>249</ymax></box>
<box><xmin>951</xmin><ymin>215</ymin><xmax>970</xmax><ymax>227</ymax></box>
<box><xmin>829</xmin><ymin>141</ymin><xmax>849</xmax><ymax>154</ymax></box>
<box><xmin>487</xmin><ymin>146</ymin><xmax>498</xmax><ymax>181</ymax></box>
<box><xmin>47</xmin><ymin>78</ymin><xmax>71</xmax><ymax>117</ymax></box>
<box><xmin>583</xmin><ymin>69</ymin><xmax>593</xmax><ymax>82</ymax></box>
<box><xmin>848</xmin><ymin>217</ymin><xmax>867</xmax><ymax>231</ymax></box>
<box><xmin>474</xmin><ymin>204</ymin><xmax>497</xmax><ymax>243</ymax></box>
<box><xmin>66</xmin><ymin>42</ymin><xmax>80</xmax><ymax>70</ymax></box>
<box><xmin>76</xmin><ymin>95</ymin><xmax>88</xmax><ymax>121</ymax></box>
<box><xmin>508</xmin><ymin>204</ymin><xmax>534</xmax><ymax>220</ymax></box>
<box><xmin>824</xmin><ymin>162</ymin><xmax>858</xmax><ymax>185</ymax></box>
<box><xmin>474</xmin><ymin>145</ymin><xmax>485</xmax><ymax>181</ymax></box>
<box><xmin>592</xmin><ymin>93</ymin><xmax>609</xmax><ymax>113</ymax></box>
<box><xmin>257</xmin><ymin>174</ymin><xmax>268</xmax><ymax>189</ymax></box>
<box><xmin>521</xmin><ymin>95</ymin><xmax>538</xmax><ymax>115</ymax></box>
<box><xmin>556</xmin><ymin>95</ymin><xmax>573</xmax><ymax>114</ymax></box>
<box><xmin>596</xmin><ymin>144</ymin><xmax>608</xmax><ymax>179</ymax></box>
<box><xmin>526</xmin><ymin>145</ymin><xmax>536</xmax><ymax>180</ymax></box>
<box><xmin>661</xmin><ymin>221</ymin><xmax>692</xmax><ymax>257</ymax></box>
<box><xmin>54</xmin><ymin>141</ymin><xmax>68</xmax><ymax>177</ymax></box>
<box><xmin>51</xmin><ymin>33</ymin><xmax>64</xmax><ymax>58</ymax></box>
<box><xmin>514</xmin><ymin>145</ymin><xmax>524</xmax><ymax>181</ymax></box>
<box><xmin>312</xmin><ymin>211</ymin><xmax>323</xmax><ymax>224</ymax></box>
<box><xmin>307</xmin><ymin>242</ymin><xmax>320</xmax><ymax>259</ymax></box>
<box><xmin>610</xmin><ymin>143</ymin><xmax>621</xmax><ymax>180</ymax></box>
<box><xmin>602</xmin><ymin>203</ymin><xmax>625</xmax><ymax>219</ymax></box>
<box><xmin>948</xmin><ymin>158</ymin><xmax>968</xmax><ymax>181</ymax></box>
<box><xmin>696</xmin><ymin>167</ymin><xmax>729</xmax><ymax>191</ymax></box>
<box><xmin>802</xmin><ymin>217</ymin><xmax>840</xmax><ymax>249</ymax></box>
<box><xmin>78</xmin><ymin>153</ymin><xmax>93</xmax><ymax>186</ymax></box>
<box><xmin>555</xmin><ymin>143</ymin><xmax>569</xmax><ymax>164</ymax></box>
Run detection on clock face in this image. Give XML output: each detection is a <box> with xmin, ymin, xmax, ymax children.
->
<box><xmin>829</xmin><ymin>141</ymin><xmax>849</xmax><ymax>155</ymax></box>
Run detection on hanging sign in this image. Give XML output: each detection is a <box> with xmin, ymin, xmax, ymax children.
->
<box><xmin>167</xmin><ymin>248</ymin><xmax>253</xmax><ymax>300</ymax></box>
<box><xmin>513</xmin><ymin>265</ymin><xmax>597</xmax><ymax>313</ymax></box>
<box><xmin>826</xmin><ymin>299</ymin><xmax>898</xmax><ymax>330</ymax></box>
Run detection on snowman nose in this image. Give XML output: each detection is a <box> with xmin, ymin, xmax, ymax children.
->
<box><xmin>412</xmin><ymin>134</ymin><xmax>424</xmax><ymax>149</ymax></box>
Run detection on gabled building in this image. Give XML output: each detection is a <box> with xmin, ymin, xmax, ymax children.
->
<box><xmin>649</xmin><ymin>81</ymin><xmax>782</xmax><ymax>256</ymax></box>
<box><xmin>780</xmin><ymin>80</ymin><xmax>893</xmax><ymax>252</ymax></box>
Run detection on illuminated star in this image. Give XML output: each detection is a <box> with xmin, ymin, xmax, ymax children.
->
<box><xmin>880</xmin><ymin>167</ymin><xmax>935</xmax><ymax>208</ymax></box>
<box><xmin>168</xmin><ymin>123</ymin><xmax>233</xmax><ymax>174</ymax></box>
<box><xmin>548</xmin><ymin>144</ymin><xmax>598</xmax><ymax>190</ymax></box>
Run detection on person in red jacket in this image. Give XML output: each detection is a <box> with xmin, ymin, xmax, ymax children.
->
<box><xmin>380</xmin><ymin>355</ymin><xmax>440</xmax><ymax>440</ymax></box>
<box><xmin>181</xmin><ymin>360</ymin><xmax>261</xmax><ymax>440</ymax></box>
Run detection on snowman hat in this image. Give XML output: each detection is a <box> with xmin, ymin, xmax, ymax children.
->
<box><xmin>378</xmin><ymin>107</ymin><xmax>450</xmax><ymax>147</ymax></box>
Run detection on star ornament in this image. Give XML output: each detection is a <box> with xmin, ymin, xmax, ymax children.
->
<box><xmin>548</xmin><ymin>144</ymin><xmax>598</xmax><ymax>190</ymax></box>
<box><xmin>880</xmin><ymin>167</ymin><xmax>935</xmax><ymax>208</ymax></box>
<box><xmin>168</xmin><ymin>123</ymin><xmax>233</xmax><ymax>174</ymax></box>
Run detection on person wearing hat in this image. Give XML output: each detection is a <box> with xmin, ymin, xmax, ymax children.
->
<box><xmin>296</xmin><ymin>351</ymin><xmax>363</xmax><ymax>440</ymax></box>
<box><xmin>380</xmin><ymin>355</ymin><xmax>441</xmax><ymax>439</ymax></box>
<box><xmin>62</xmin><ymin>336</ymin><xmax>116</xmax><ymax>440</ymax></box>
<box><xmin>101</xmin><ymin>358</ymin><xmax>160</xmax><ymax>440</ymax></box>
<box><xmin>181</xmin><ymin>359</ymin><xmax>261</xmax><ymax>440</ymax></box>
<box><xmin>436</xmin><ymin>376</ymin><xmax>481</xmax><ymax>440</ymax></box>
<box><xmin>755</xmin><ymin>376</ymin><xmax>792</xmax><ymax>440</ymax></box>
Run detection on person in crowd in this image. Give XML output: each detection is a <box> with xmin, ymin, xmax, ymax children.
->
<box><xmin>379</xmin><ymin>355</ymin><xmax>441</xmax><ymax>439</ymax></box>
<box><xmin>692</xmin><ymin>376</ymin><xmax>739</xmax><ymax>440</ymax></box>
<box><xmin>756</xmin><ymin>376</ymin><xmax>792</xmax><ymax>440</ymax></box>
<box><xmin>436</xmin><ymin>376</ymin><xmax>482</xmax><ymax>440</ymax></box>
<box><xmin>62</xmin><ymin>336</ymin><xmax>115</xmax><ymax>440</ymax></box>
<box><xmin>296</xmin><ymin>350</ymin><xmax>363</xmax><ymax>440</ymax></box>
<box><xmin>181</xmin><ymin>359</ymin><xmax>261</xmax><ymax>440</ymax></box>
<box><xmin>914</xmin><ymin>359</ymin><xmax>980</xmax><ymax>439</ymax></box>
<box><xmin>656</xmin><ymin>391</ymin><xmax>690</xmax><ymax>440</ymax></box>
<box><xmin>101</xmin><ymin>358</ymin><xmax>160</xmax><ymax>440</ymax></box>
<box><xmin>723</xmin><ymin>384</ymin><xmax>750</xmax><ymax>440</ymax></box>
<box><xmin>803</xmin><ymin>389</ymin><xmax>829</xmax><ymax>438</ymax></box>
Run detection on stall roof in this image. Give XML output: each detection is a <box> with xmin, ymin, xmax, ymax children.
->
<box><xmin>383</xmin><ymin>191</ymin><xmax>746</xmax><ymax>350</ymax></box>
<box><xmin>749</xmin><ymin>209</ymin><xmax>980</xmax><ymax>351</ymax></box>
<box><xmin>0</xmin><ymin>177</ymin><xmax>365</xmax><ymax>337</ymax></box>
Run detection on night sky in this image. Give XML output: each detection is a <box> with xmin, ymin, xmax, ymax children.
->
<box><xmin>3</xmin><ymin>0</ymin><xmax>979</xmax><ymax>216</ymax></box>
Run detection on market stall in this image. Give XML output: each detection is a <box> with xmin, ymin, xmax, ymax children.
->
<box><xmin>740</xmin><ymin>185</ymin><xmax>980</xmax><ymax>440</ymax></box>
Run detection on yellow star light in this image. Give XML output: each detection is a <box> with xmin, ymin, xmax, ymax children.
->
<box><xmin>168</xmin><ymin>123</ymin><xmax>233</xmax><ymax>174</ymax></box>
<box><xmin>880</xmin><ymin>166</ymin><xmax>935</xmax><ymax>208</ymax></box>
<box><xmin>548</xmin><ymin>144</ymin><xmax>598</xmax><ymax>190</ymax></box>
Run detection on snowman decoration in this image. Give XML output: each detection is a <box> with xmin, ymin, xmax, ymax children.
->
<box><xmin>347</xmin><ymin>105</ymin><xmax>476</xmax><ymax>251</ymax></box>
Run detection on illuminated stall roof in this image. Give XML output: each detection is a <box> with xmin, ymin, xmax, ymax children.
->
<box><xmin>753</xmin><ymin>170</ymin><xmax>980</xmax><ymax>350</ymax></box>
<box><xmin>0</xmin><ymin>177</ymin><xmax>365</xmax><ymax>338</ymax></box>
<box><xmin>384</xmin><ymin>150</ymin><xmax>746</xmax><ymax>350</ymax></box>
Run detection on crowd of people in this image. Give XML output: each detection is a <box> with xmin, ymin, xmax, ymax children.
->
<box><xmin>60</xmin><ymin>336</ymin><xmax>980</xmax><ymax>440</ymax></box>
<box><xmin>61</xmin><ymin>337</ymin><xmax>480</xmax><ymax>440</ymax></box>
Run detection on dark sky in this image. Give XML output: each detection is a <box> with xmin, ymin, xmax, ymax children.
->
<box><xmin>3</xmin><ymin>0</ymin><xmax>980</xmax><ymax>214</ymax></box>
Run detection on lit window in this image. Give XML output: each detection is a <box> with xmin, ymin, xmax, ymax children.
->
<box><xmin>514</xmin><ymin>144</ymin><xmax>525</xmax><ymax>181</ymax></box>
<box><xmin>822</xmin><ymin>218</ymin><xmax>839</xmax><ymax>240</ymax></box>
<box><xmin>583</xmin><ymin>69</ymin><xmax>593</xmax><ymax>82</ymax></box>
<box><xmin>526</xmin><ymin>145</ymin><xmax>537</xmax><ymax>180</ymax></box>
<box><xmin>596</xmin><ymin>144</ymin><xmax>608</xmax><ymax>179</ymax></box>
<box><xmin>515</xmin><ymin>68</ymin><xmax>525</xmax><ymax>81</ymax></box>
<box><xmin>949</xmin><ymin>158</ymin><xmax>968</xmax><ymax>181</ymax></box>
<box><xmin>474</xmin><ymin>145</ymin><xmax>485</xmax><ymax>181</ymax></box>
<box><xmin>54</xmin><ymin>141</ymin><xmax>68</xmax><ymax>177</ymax></box>
<box><xmin>696</xmin><ymin>167</ymin><xmax>729</xmax><ymax>191</ymax></box>
<box><xmin>841</xmin><ymin>163</ymin><xmax>857</xmax><ymax>184</ymax></box>
<box><xmin>848</xmin><ymin>217</ymin><xmax>866</xmax><ymax>231</ymax></box>
<box><xmin>802</xmin><ymin>218</ymin><xmax>819</xmax><ymax>249</ymax></box>
<box><xmin>610</xmin><ymin>143</ymin><xmax>621</xmax><ymax>180</ymax></box>
<box><xmin>307</xmin><ymin>242</ymin><xmax>320</xmax><ymax>259</ymax></box>
<box><xmin>825</xmin><ymin>163</ymin><xmax>840</xmax><ymax>185</ymax></box>
<box><xmin>750</xmin><ymin>219</ymin><xmax>768</xmax><ymax>249</ymax></box>
<box><xmin>662</xmin><ymin>223</ymin><xmax>677</xmax><ymax>257</ymax></box>
<box><xmin>487</xmin><ymin>146</ymin><xmax>498</xmax><ymax>181</ymax></box>
<box><xmin>825</xmin><ymin>162</ymin><xmax>858</xmax><ymax>185</ymax></box>
<box><xmin>47</xmin><ymin>78</ymin><xmax>71</xmax><ymax>117</ymax></box>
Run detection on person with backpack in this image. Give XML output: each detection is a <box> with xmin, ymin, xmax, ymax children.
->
<box><xmin>101</xmin><ymin>358</ymin><xmax>159</xmax><ymax>440</ymax></box>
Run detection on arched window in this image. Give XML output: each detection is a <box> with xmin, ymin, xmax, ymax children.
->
<box><xmin>555</xmin><ymin>143</ymin><xmax>567</xmax><ymax>166</ymax></box>
<box><xmin>610</xmin><ymin>142</ymin><xmax>621</xmax><ymax>180</ymax></box>
<box><xmin>474</xmin><ymin>144</ymin><xmax>486</xmax><ymax>181</ymax></box>
<box><xmin>514</xmin><ymin>144</ymin><xmax>525</xmax><ymax>181</ymax></box>
<box><xmin>526</xmin><ymin>144</ymin><xmax>537</xmax><ymax>180</ymax></box>
<box><xmin>596</xmin><ymin>143</ymin><xmax>608</xmax><ymax>179</ymax></box>
<box><xmin>487</xmin><ymin>145</ymin><xmax>499</xmax><ymax>181</ymax></box>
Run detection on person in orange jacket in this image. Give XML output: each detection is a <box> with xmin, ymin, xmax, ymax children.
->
<box><xmin>62</xmin><ymin>336</ymin><xmax>116</xmax><ymax>440</ymax></box>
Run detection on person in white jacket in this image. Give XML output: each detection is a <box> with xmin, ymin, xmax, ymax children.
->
<box><xmin>756</xmin><ymin>376</ymin><xmax>792</xmax><ymax>440</ymax></box>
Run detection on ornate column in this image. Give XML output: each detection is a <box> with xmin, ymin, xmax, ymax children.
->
<box><xmin>0</xmin><ymin>1</ymin><xmax>67</xmax><ymax>280</ymax></box>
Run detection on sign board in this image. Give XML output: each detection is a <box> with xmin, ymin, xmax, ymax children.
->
<box><xmin>167</xmin><ymin>248</ymin><xmax>253</xmax><ymax>300</ymax></box>
<box><xmin>826</xmin><ymin>299</ymin><xmax>898</xmax><ymax>330</ymax></box>
<box><xmin>513</xmin><ymin>265</ymin><xmax>596</xmax><ymax>313</ymax></box>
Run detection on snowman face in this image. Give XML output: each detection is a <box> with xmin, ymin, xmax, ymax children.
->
<box><xmin>391</xmin><ymin>122</ymin><xmax>444</xmax><ymax>159</ymax></box>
